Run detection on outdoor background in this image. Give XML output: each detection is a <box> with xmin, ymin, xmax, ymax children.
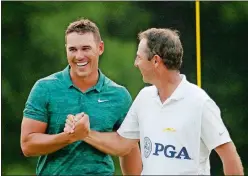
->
<box><xmin>2</xmin><ymin>1</ymin><xmax>248</xmax><ymax>175</ymax></box>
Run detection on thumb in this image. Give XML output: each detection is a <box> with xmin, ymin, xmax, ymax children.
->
<box><xmin>81</xmin><ymin>114</ymin><xmax>89</xmax><ymax>124</ymax></box>
<box><xmin>75</xmin><ymin>112</ymin><xmax>85</xmax><ymax>122</ymax></box>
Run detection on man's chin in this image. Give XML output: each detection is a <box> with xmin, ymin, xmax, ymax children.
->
<box><xmin>142</xmin><ymin>77</ymin><xmax>148</xmax><ymax>83</ymax></box>
<box><xmin>142</xmin><ymin>77</ymin><xmax>152</xmax><ymax>84</ymax></box>
<box><xmin>77</xmin><ymin>71</ymin><xmax>90</xmax><ymax>78</ymax></box>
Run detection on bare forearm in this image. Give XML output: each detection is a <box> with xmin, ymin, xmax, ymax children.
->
<box><xmin>216</xmin><ymin>142</ymin><xmax>244</xmax><ymax>175</ymax></box>
<box><xmin>84</xmin><ymin>130</ymin><xmax>138</xmax><ymax>156</ymax></box>
<box><xmin>119</xmin><ymin>144</ymin><xmax>142</xmax><ymax>175</ymax></box>
<box><xmin>21</xmin><ymin>132</ymin><xmax>73</xmax><ymax>156</ymax></box>
<box><xmin>223</xmin><ymin>156</ymin><xmax>244</xmax><ymax>175</ymax></box>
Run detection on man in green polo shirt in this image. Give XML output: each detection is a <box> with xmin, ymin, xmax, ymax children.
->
<box><xmin>21</xmin><ymin>18</ymin><xmax>142</xmax><ymax>175</ymax></box>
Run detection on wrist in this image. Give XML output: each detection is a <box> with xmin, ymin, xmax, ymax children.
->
<box><xmin>83</xmin><ymin>130</ymin><xmax>92</xmax><ymax>142</ymax></box>
<box><xmin>81</xmin><ymin>129</ymin><xmax>90</xmax><ymax>140</ymax></box>
<box><xmin>62</xmin><ymin>132</ymin><xmax>77</xmax><ymax>144</ymax></box>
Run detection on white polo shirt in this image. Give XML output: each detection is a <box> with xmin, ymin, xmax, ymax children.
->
<box><xmin>117</xmin><ymin>74</ymin><xmax>231</xmax><ymax>175</ymax></box>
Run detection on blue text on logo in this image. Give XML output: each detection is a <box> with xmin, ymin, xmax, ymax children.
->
<box><xmin>153</xmin><ymin>143</ymin><xmax>191</xmax><ymax>160</ymax></box>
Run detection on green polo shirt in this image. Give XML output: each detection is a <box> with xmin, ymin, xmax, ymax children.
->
<box><xmin>23</xmin><ymin>66</ymin><xmax>132</xmax><ymax>175</ymax></box>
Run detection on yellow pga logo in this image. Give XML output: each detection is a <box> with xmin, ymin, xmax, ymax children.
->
<box><xmin>163</xmin><ymin>128</ymin><xmax>176</xmax><ymax>132</ymax></box>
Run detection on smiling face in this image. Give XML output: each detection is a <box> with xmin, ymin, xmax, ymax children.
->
<box><xmin>135</xmin><ymin>39</ymin><xmax>156</xmax><ymax>83</ymax></box>
<box><xmin>66</xmin><ymin>32</ymin><xmax>104</xmax><ymax>79</ymax></box>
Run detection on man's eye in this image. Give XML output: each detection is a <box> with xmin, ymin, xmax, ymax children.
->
<box><xmin>69</xmin><ymin>48</ymin><xmax>76</xmax><ymax>52</ymax></box>
<box><xmin>83</xmin><ymin>47</ymin><xmax>90</xmax><ymax>51</ymax></box>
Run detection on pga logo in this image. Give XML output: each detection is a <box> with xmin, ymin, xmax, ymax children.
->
<box><xmin>144</xmin><ymin>137</ymin><xmax>191</xmax><ymax>160</ymax></box>
<box><xmin>144</xmin><ymin>137</ymin><xmax>152</xmax><ymax>158</ymax></box>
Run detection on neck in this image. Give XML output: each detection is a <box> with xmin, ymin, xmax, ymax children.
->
<box><xmin>153</xmin><ymin>70</ymin><xmax>182</xmax><ymax>103</ymax></box>
<box><xmin>70</xmin><ymin>70</ymin><xmax>99</xmax><ymax>92</ymax></box>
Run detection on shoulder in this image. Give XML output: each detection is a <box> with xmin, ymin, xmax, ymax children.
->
<box><xmin>37</xmin><ymin>71</ymin><xmax>63</xmax><ymax>85</ymax></box>
<box><xmin>104</xmin><ymin>76</ymin><xmax>131</xmax><ymax>98</ymax></box>
<box><xmin>34</xmin><ymin>71</ymin><xmax>64</xmax><ymax>89</ymax></box>
<box><xmin>137</xmin><ymin>85</ymin><xmax>156</xmax><ymax>99</ymax></box>
<box><xmin>26</xmin><ymin>71</ymin><xmax>64</xmax><ymax>103</ymax></box>
<box><xmin>140</xmin><ymin>85</ymin><xmax>156</xmax><ymax>94</ymax></box>
<box><xmin>102</xmin><ymin>77</ymin><xmax>133</xmax><ymax>111</ymax></box>
<box><xmin>183</xmin><ymin>81</ymin><xmax>214</xmax><ymax>108</ymax></box>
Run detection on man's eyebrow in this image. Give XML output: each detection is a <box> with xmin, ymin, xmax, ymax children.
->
<box><xmin>68</xmin><ymin>45</ymin><xmax>92</xmax><ymax>48</ymax></box>
<box><xmin>82</xmin><ymin>45</ymin><xmax>92</xmax><ymax>48</ymax></box>
<box><xmin>68</xmin><ymin>46</ymin><xmax>76</xmax><ymax>50</ymax></box>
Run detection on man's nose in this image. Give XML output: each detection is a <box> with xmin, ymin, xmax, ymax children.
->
<box><xmin>75</xmin><ymin>51</ymin><xmax>85</xmax><ymax>60</ymax></box>
<box><xmin>134</xmin><ymin>59</ymin><xmax>139</xmax><ymax>67</ymax></box>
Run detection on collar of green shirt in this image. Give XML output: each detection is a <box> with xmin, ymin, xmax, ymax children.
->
<box><xmin>62</xmin><ymin>65</ymin><xmax>105</xmax><ymax>93</ymax></box>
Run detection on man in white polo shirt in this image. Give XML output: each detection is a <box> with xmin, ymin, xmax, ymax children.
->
<box><xmin>64</xmin><ymin>28</ymin><xmax>243</xmax><ymax>175</ymax></box>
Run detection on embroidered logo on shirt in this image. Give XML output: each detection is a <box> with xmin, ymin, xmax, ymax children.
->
<box><xmin>98</xmin><ymin>99</ymin><xmax>109</xmax><ymax>103</ymax></box>
<box><xmin>219</xmin><ymin>131</ymin><xmax>225</xmax><ymax>136</ymax></box>
<box><xmin>163</xmin><ymin>127</ymin><xmax>176</xmax><ymax>132</ymax></box>
<box><xmin>143</xmin><ymin>137</ymin><xmax>192</xmax><ymax>160</ymax></box>
<box><xmin>144</xmin><ymin>137</ymin><xmax>152</xmax><ymax>158</ymax></box>
<box><xmin>153</xmin><ymin>143</ymin><xmax>191</xmax><ymax>160</ymax></box>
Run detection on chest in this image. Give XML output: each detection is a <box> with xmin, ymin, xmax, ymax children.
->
<box><xmin>47</xmin><ymin>89</ymin><xmax>123</xmax><ymax>132</ymax></box>
<box><xmin>138</xmin><ymin>99</ymin><xmax>202</xmax><ymax>142</ymax></box>
<box><xmin>138</xmin><ymin>100</ymin><xmax>203</xmax><ymax>162</ymax></box>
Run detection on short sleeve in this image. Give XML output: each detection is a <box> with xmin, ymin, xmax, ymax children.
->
<box><xmin>117</xmin><ymin>91</ymin><xmax>141</xmax><ymax>139</ymax></box>
<box><xmin>201</xmin><ymin>99</ymin><xmax>232</xmax><ymax>150</ymax></box>
<box><xmin>23</xmin><ymin>80</ymin><xmax>49</xmax><ymax>123</ymax></box>
<box><xmin>113</xmin><ymin>88</ymin><xmax>132</xmax><ymax>131</ymax></box>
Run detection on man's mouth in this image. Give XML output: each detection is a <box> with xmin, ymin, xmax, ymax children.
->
<box><xmin>76</xmin><ymin>62</ymin><xmax>89</xmax><ymax>67</ymax></box>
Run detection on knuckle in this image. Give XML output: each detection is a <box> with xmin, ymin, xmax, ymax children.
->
<box><xmin>67</xmin><ymin>114</ymin><xmax>73</xmax><ymax>118</ymax></box>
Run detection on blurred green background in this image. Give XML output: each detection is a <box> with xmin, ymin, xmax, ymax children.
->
<box><xmin>2</xmin><ymin>1</ymin><xmax>248</xmax><ymax>175</ymax></box>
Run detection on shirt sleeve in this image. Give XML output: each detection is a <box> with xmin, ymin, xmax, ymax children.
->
<box><xmin>201</xmin><ymin>99</ymin><xmax>232</xmax><ymax>150</ymax></box>
<box><xmin>113</xmin><ymin>88</ymin><xmax>132</xmax><ymax>131</ymax></box>
<box><xmin>23</xmin><ymin>80</ymin><xmax>49</xmax><ymax>123</ymax></box>
<box><xmin>117</xmin><ymin>91</ymin><xmax>141</xmax><ymax>139</ymax></box>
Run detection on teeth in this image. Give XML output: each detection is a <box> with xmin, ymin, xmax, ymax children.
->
<box><xmin>77</xmin><ymin>62</ymin><xmax>88</xmax><ymax>66</ymax></box>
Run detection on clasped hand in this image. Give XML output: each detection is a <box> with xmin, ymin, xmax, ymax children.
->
<box><xmin>64</xmin><ymin>112</ymin><xmax>90</xmax><ymax>141</ymax></box>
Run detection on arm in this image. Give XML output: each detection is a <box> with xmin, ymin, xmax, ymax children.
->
<box><xmin>21</xmin><ymin>117</ymin><xmax>72</xmax><ymax>156</ymax></box>
<box><xmin>75</xmin><ymin>90</ymin><xmax>140</xmax><ymax>157</ymax></box>
<box><xmin>119</xmin><ymin>144</ymin><xmax>142</xmax><ymax>175</ymax></box>
<box><xmin>215</xmin><ymin>142</ymin><xmax>243</xmax><ymax>175</ymax></box>
<box><xmin>21</xmin><ymin>81</ymin><xmax>89</xmax><ymax>156</ymax></box>
<box><xmin>21</xmin><ymin>79</ymin><xmax>70</xmax><ymax>156</ymax></box>
<box><xmin>84</xmin><ymin>130</ymin><xmax>139</xmax><ymax>157</ymax></box>
<box><xmin>201</xmin><ymin>99</ymin><xmax>243</xmax><ymax>175</ymax></box>
<box><xmin>65</xmin><ymin>113</ymin><xmax>138</xmax><ymax>156</ymax></box>
<box><xmin>21</xmin><ymin>117</ymin><xmax>87</xmax><ymax>157</ymax></box>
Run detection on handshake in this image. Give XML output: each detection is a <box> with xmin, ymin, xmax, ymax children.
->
<box><xmin>63</xmin><ymin>112</ymin><xmax>90</xmax><ymax>142</ymax></box>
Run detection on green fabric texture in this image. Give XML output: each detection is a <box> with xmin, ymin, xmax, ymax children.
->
<box><xmin>23</xmin><ymin>66</ymin><xmax>132</xmax><ymax>175</ymax></box>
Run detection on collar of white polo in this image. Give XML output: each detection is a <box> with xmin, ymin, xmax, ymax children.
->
<box><xmin>152</xmin><ymin>74</ymin><xmax>187</xmax><ymax>101</ymax></box>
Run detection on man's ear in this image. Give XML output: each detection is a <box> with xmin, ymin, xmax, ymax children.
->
<box><xmin>153</xmin><ymin>54</ymin><xmax>162</xmax><ymax>67</ymax></box>
<box><xmin>99</xmin><ymin>41</ymin><xmax>104</xmax><ymax>55</ymax></box>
